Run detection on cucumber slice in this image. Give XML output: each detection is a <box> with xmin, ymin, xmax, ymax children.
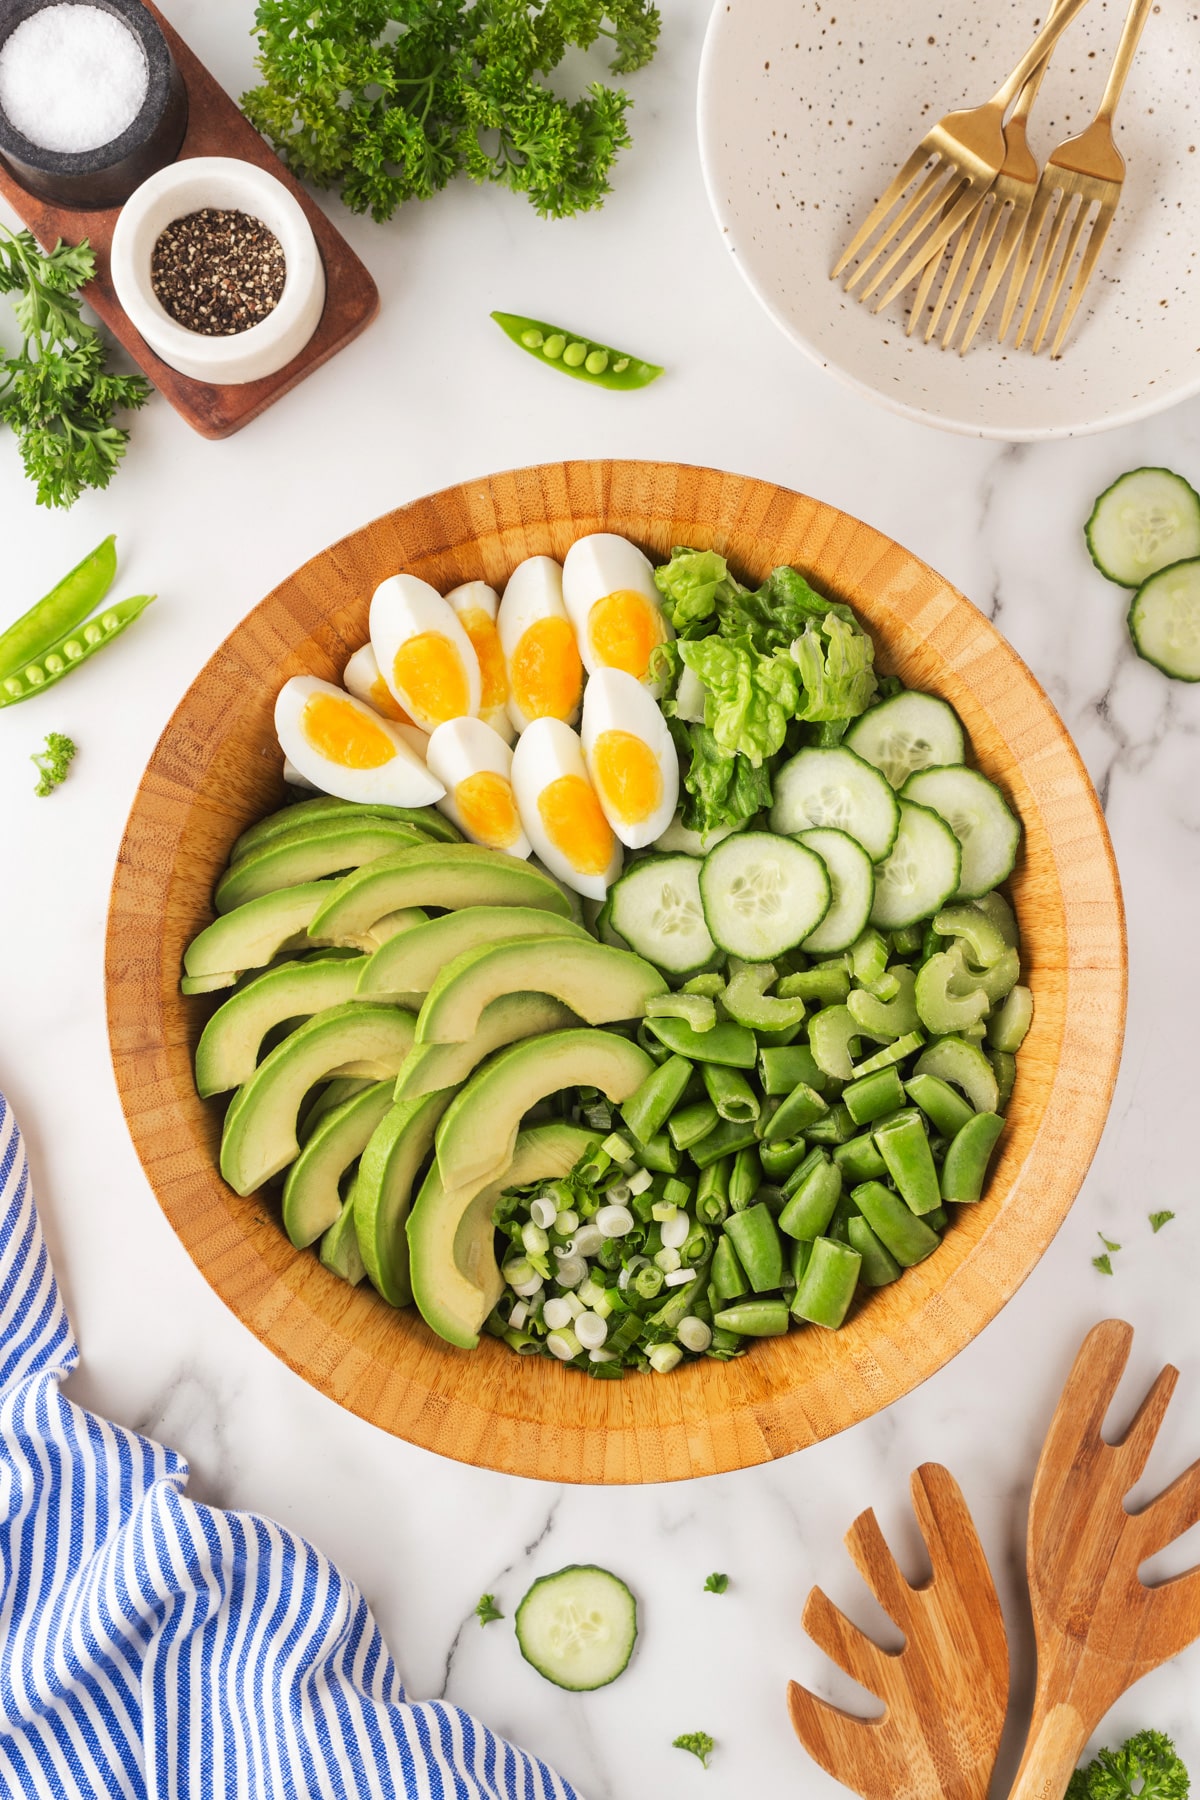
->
<box><xmin>901</xmin><ymin>766</ymin><xmax>1020</xmax><ymax>898</ymax></box>
<box><xmin>699</xmin><ymin>832</ymin><xmax>830</xmax><ymax>962</ymax></box>
<box><xmin>515</xmin><ymin>1566</ymin><xmax>637</xmax><ymax>1691</ymax></box>
<box><xmin>845</xmin><ymin>692</ymin><xmax>965</xmax><ymax>790</ymax></box>
<box><xmin>797</xmin><ymin>828</ymin><xmax>875</xmax><ymax>953</ymax></box>
<box><xmin>769</xmin><ymin>746</ymin><xmax>899</xmax><ymax>860</ymax></box>
<box><xmin>653</xmin><ymin>811</ymin><xmax>747</xmax><ymax>856</ymax></box>
<box><xmin>1128</xmin><ymin>558</ymin><xmax>1200</xmax><ymax>682</ymax></box>
<box><xmin>1086</xmin><ymin>467</ymin><xmax>1200</xmax><ymax>587</ymax></box>
<box><xmin>869</xmin><ymin>801</ymin><xmax>961</xmax><ymax>930</ymax></box>
<box><xmin>608</xmin><ymin>855</ymin><xmax>718</xmax><ymax>976</ymax></box>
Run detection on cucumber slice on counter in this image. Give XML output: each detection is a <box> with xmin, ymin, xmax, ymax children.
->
<box><xmin>901</xmin><ymin>766</ymin><xmax>1020</xmax><ymax>898</ymax></box>
<box><xmin>515</xmin><ymin>1565</ymin><xmax>637</xmax><ymax>1691</ymax></box>
<box><xmin>1085</xmin><ymin>467</ymin><xmax>1200</xmax><ymax>587</ymax></box>
<box><xmin>869</xmin><ymin>801</ymin><xmax>961</xmax><ymax>930</ymax></box>
<box><xmin>699</xmin><ymin>832</ymin><xmax>830</xmax><ymax>961</ymax></box>
<box><xmin>608</xmin><ymin>854</ymin><xmax>718</xmax><ymax>975</ymax></box>
<box><xmin>797</xmin><ymin>827</ymin><xmax>875</xmax><ymax>953</ymax></box>
<box><xmin>1127</xmin><ymin>557</ymin><xmax>1200</xmax><ymax>681</ymax></box>
<box><xmin>845</xmin><ymin>691</ymin><xmax>965</xmax><ymax>790</ymax></box>
<box><xmin>769</xmin><ymin>745</ymin><xmax>899</xmax><ymax>861</ymax></box>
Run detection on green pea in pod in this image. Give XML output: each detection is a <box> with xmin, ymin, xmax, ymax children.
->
<box><xmin>491</xmin><ymin>311</ymin><xmax>663</xmax><ymax>391</ymax></box>
<box><xmin>0</xmin><ymin>535</ymin><xmax>117</xmax><ymax>683</ymax></box>
<box><xmin>0</xmin><ymin>593</ymin><xmax>156</xmax><ymax>708</ymax></box>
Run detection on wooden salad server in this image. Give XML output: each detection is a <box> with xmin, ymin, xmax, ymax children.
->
<box><xmin>1009</xmin><ymin>1319</ymin><xmax>1200</xmax><ymax>1800</ymax></box>
<box><xmin>787</xmin><ymin>1462</ymin><xmax>1009</xmax><ymax>1800</ymax></box>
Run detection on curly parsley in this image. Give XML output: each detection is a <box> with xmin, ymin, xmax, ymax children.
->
<box><xmin>703</xmin><ymin>1572</ymin><xmax>729</xmax><ymax>1594</ymax></box>
<box><xmin>475</xmin><ymin>1593</ymin><xmax>503</xmax><ymax>1625</ymax></box>
<box><xmin>0</xmin><ymin>227</ymin><xmax>149</xmax><ymax>509</ymax></box>
<box><xmin>242</xmin><ymin>0</ymin><xmax>661</xmax><ymax>223</ymax></box>
<box><xmin>673</xmin><ymin>1732</ymin><xmax>714</xmax><ymax>1769</ymax></box>
<box><xmin>1067</xmin><ymin>1729</ymin><xmax>1188</xmax><ymax>1800</ymax></box>
<box><xmin>31</xmin><ymin>732</ymin><xmax>76</xmax><ymax>796</ymax></box>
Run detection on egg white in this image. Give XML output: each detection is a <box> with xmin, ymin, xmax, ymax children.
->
<box><xmin>369</xmin><ymin>573</ymin><xmax>481</xmax><ymax>733</ymax></box>
<box><xmin>496</xmin><ymin>556</ymin><xmax>583</xmax><ymax>734</ymax></box>
<box><xmin>275</xmin><ymin>675</ymin><xmax>445</xmax><ymax>807</ymax></box>
<box><xmin>425</xmin><ymin>716</ymin><xmax>531</xmax><ymax>857</ymax></box>
<box><xmin>511</xmin><ymin>716</ymin><xmax>622</xmax><ymax>900</ymax></box>
<box><xmin>561</xmin><ymin>533</ymin><xmax>673</xmax><ymax>684</ymax></box>
<box><xmin>580</xmin><ymin>667</ymin><xmax>679</xmax><ymax>848</ymax></box>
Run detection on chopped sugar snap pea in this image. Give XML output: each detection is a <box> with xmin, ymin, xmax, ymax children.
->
<box><xmin>491</xmin><ymin>310</ymin><xmax>663</xmax><ymax>390</ymax></box>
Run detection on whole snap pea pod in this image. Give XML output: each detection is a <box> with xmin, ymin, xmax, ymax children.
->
<box><xmin>0</xmin><ymin>535</ymin><xmax>117</xmax><ymax>682</ymax></box>
<box><xmin>0</xmin><ymin>592</ymin><xmax>155</xmax><ymax>708</ymax></box>
<box><xmin>491</xmin><ymin>310</ymin><xmax>663</xmax><ymax>391</ymax></box>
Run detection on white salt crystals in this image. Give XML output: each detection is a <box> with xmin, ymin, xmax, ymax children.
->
<box><xmin>0</xmin><ymin>5</ymin><xmax>149</xmax><ymax>154</ymax></box>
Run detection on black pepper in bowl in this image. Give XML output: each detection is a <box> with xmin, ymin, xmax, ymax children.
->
<box><xmin>150</xmin><ymin>208</ymin><xmax>286</xmax><ymax>336</ymax></box>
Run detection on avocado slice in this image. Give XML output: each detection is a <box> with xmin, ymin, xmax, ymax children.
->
<box><xmin>409</xmin><ymin>1121</ymin><xmax>598</xmax><ymax>1349</ymax></box>
<box><xmin>282</xmin><ymin>1079</ymin><xmax>395</xmax><ymax>1247</ymax></box>
<box><xmin>353</xmin><ymin>1090</ymin><xmax>454</xmax><ymax>1307</ymax></box>
<box><xmin>393</xmin><ymin>992</ymin><xmax>579</xmax><ymax>1102</ymax></box>
<box><xmin>435</xmin><ymin>1028</ymin><xmax>653</xmax><ymax>1193</ymax></box>
<box><xmin>310</xmin><ymin>844</ymin><xmax>573</xmax><ymax>942</ymax></box>
<box><xmin>220</xmin><ymin>1002</ymin><xmax>416</xmax><ymax>1196</ymax></box>
<box><xmin>357</xmin><ymin>906</ymin><xmax>590</xmax><ymax>1002</ymax></box>
<box><xmin>298</xmin><ymin>1076</ymin><xmax>372</xmax><ymax>1143</ymax></box>
<box><xmin>195</xmin><ymin>955</ymin><xmax>367</xmax><ymax>1096</ymax></box>
<box><xmin>417</xmin><ymin>938</ymin><xmax>667</xmax><ymax>1046</ymax></box>
<box><xmin>233</xmin><ymin>796</ymin><xmax>462</xmax><ymax>862</ymax></box>
<box><xmin>184</xmin><ymin>883</ymin><xmax>427</xmax><ymax>985</ymax></box>
<box><xmin>319</xmin><ymin>1189</ymin><xmax>366</xmax><ymax>1285</ymax></box>
<box><xmin>215</xmin><ymin>819</ymin><xmax>433</xmax><ymax>913</ymax></box>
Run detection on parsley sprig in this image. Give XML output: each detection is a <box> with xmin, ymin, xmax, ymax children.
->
<box><xmin>242</xmin><ymin>0</ymin><xmax>661</xmax><ymax>223</ymax></box>
<box><xmin>0</xmin><ymin>227</ymin><xmax>150</xmax><ymax>509</ymax></box>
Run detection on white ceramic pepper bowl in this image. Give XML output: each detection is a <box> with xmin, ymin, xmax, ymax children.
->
<box><xmin>110</xmin><ymin>156</ymin><xmax>326</xmax><ymax>385</ymax></box>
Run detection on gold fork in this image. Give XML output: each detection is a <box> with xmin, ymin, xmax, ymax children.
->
<box><xmin>833</xmin><ymin>0</ymin><xmax>1094</xmax><ymax>312</ymax></box>
<box><xmin>1005</xmin><ymin>0</ymin><xmax>1156</xmax><ymax>355</ymax></box>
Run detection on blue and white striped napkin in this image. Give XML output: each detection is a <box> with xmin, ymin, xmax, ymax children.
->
<box><xmin>0</xmin><ymin>1091</ymin><xmax>580</xmax><ymax>1799</ymax></box>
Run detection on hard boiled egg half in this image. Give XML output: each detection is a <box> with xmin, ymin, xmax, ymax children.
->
<box><xmin>497</xmin><ymin>556</ymin><xmax>584</xmax><ymax>734</ymax></box>
<box><xmin>581</xmin><ymin>667</ymin><xmax>678</xmax><ymax>848</ymax></box>
<box><xmin>511</xmin><ymin>717</ymin><xmax>622</xmax><ymax>900</ymax></box>
<box><xmin>275</xmin><ymin>677</ymin><xmax>444</xmax><ymax>807</ymax></box>
<box><xmin>343</xmin><ymin>642</ymin><xmax>431</xmax><ymax>759</ymax></box>
<box><xmin>370</xmin><ymin>574</ymin><xmax>481</xmax><ymax>734</ymax></box>
<box><xmin>562</xmin><ymin>533</ymin><xmax>673</xmax><ymax>684</ymax></box>
<box><xmin>425</xmin><ymin>717</ymin><xmax>530</xmax><ymax>857</ymax></box>
<box><xmin>444</xmin><ymin>581</ymin><xmax>514</xmax><ymax>744</ymax></box>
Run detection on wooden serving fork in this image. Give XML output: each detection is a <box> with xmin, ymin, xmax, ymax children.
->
<box><xmin>1009</xmin><ymin>1319</ymin><xmax>1200</xmax><ymax>1800</ymax></box>
<box><xmin>788</xmin><ymin>1464</ymin><xmax>1010</xmax><ymax>1800</ymax></box>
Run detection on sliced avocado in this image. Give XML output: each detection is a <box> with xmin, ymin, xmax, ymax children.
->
<box><xmin>282</xmin><ymin>1079</ymin><xmax>395</xmax><ymax>1247</ymax></box>
<box><xmin>409</xmin><ymin>1121</ymin><xmax>598</xmax><ymax>1349</ymax></box>
<box><xmin>233</xmin><ymin>796</ymin><xmax>462</xmax><ymax>862</ymax></box>
<box><xmin>393</xmin><ymin>992</ymin><xmax>579</xmax><ymax>1103</ymax></box>
<box><xmin>182</xmin><ymin>971</ymin><xmax>237</xmax><ymax>995</ymax></box>
<box><xmin>319</xmin><ymin>1188</ymin><xmax>366</xmax><ymax>1285</ymax></box>
<box><xmin>184</xmin><ymin>882</ymin><xmax>336</xmax><ymax>981</ymax></box>
<box><xmin>195</xmin><ymin>955</ymin><xmax>367</xmax><ymax>1096</ymax></box>
<box><xmin>220</xmin><ymin>1002</ymin><xmax>416</xmax><ymax>1196</ymax></box>
<box><xmin>357</xmin><ymin>906</ymin><xmax>590</xmax><ymax>1001</ymax></box>
<box><xmin>435</xmin><ymin>1028</ymin><xmax>653</xmax><ymax>1192</ymax></box>
<box><xmin>354</xmin><ymin>1090</ymin><xmax>454</xmax><ymax>1306</ymax></box>
<box><xmin>417</xmin><ymin>938</ymin><xmax>667</xmax><ymax>1046</ymax></box>
<box><xmin>215</xmin><ymin>819</ymin><xmax>433</xmax><ymax>913</ymax></box>
<box><xmin>298</xmin><ymin>1076</ymin><xmax>373</xmax><ymax>1144</ymax></box>
<box><xmin>310</xmin><ymin>844</ymin><xmax>573</xmax><ymax>942</ymax></box>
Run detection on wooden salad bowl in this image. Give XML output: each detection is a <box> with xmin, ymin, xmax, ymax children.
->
<box><xmin>105</xmin><ymin>461</ymin><xmax>1126</xmax><ymax>1484</ymax></box>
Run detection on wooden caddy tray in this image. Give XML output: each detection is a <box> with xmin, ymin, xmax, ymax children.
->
<box><xmin>0</xmin><ymin>2</ymin><xmax>378</xmax><ymax>439</ymax></box>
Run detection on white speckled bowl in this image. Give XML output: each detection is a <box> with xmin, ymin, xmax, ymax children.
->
<box><xmin>698</xmin><ymin>0</ymin><xmax>1200</xmax><ymax>440</ymax></box>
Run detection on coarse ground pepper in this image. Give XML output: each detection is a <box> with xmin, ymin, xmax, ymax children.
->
<box><xmin>150</xmin><ymin>208</ymin><xmax>286</xmax><ymax>336</ymax></box>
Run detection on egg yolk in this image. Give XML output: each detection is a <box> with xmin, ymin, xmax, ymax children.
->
<box><xmin>510</xmin><ymin>616</ymin><xmax>583</xmax><ymax>722</ymax></box>
<box><xmin>588</xmin><ymin>591</ymin><xmax>664</xmax><ymax>681</ymax></box>
<box><xmin>455</xmin><ymin>771</ymin><xmax>521</xmax><ymax>848</ymax></box>
<box><xmin>392</xmin><ymin>632</ymin><xmax>470</xmax><ymax>725</ymax></box>
<box><xmin>456</xmin><ymin>609</ymin><xmax>508</xmax><ymax>713</ymax></box>
<box><xmin>537</xmin><ymin>774</ymin><xmax>616</xmax><ymax>876</ymax></box>
<box><xmin>301</xmin><ymin>693</ymin><xmax>396</xmax><ymax>769</ymax></box>
<box><xmin>590</xmin><ymin>729</ymin><xmax>663</xmax><ymax>825</ymax></box>
<box><xmin>367</xmin><ymin>674</ymin><xmax>413</xmax><ymax>726</ymax></box>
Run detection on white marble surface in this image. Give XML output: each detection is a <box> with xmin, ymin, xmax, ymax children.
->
<box><xmin>2</xmin><ymin>2</ymin><xmax>1199</xmax><ymax>1794</ymax></box>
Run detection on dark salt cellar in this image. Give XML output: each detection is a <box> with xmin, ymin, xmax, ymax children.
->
<box><xmin>150</xmin><ymin>208</ymin><xmax>286</xmax><ymax>336</ymax></box>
